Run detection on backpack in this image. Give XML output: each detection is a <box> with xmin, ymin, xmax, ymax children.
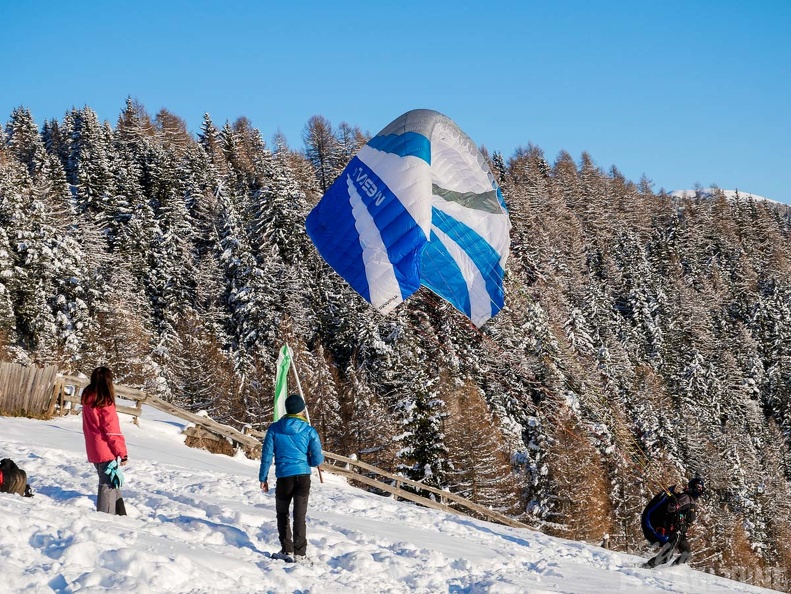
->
<box><xmin>641</xmin><ymin>487</ymin><xmax>677</xmax><ymax>543</ymax></box>
<box><xmin>0</xmin><ymin>458</ymin><xmax>34</xmax><ymax>497</ymax></box>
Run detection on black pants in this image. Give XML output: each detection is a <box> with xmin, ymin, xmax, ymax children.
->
<box><xmin>276</xmin><ymin>474</ymin><xmax>311</xmax><ymax>556</ymax></box>
<box><xmin>646</xmin><ymin>533</ymin><xmax>691</xmax><ymax>567</ymax></box>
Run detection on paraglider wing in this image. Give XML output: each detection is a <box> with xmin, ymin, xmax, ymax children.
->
<box><xmin>305</xmin><ymin>109</ymin><xmax>510</xmax><ymax>326</ymax></box>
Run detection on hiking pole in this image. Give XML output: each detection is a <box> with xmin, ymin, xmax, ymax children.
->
<box><xmin>289</xmin><ymin>353</ymin><xmax>324</xmax><ymax>484</ymax></box>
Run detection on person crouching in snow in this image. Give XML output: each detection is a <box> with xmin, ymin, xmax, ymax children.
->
<box><xmin>81</xmin><ymin>366</ymin><xmax>128</xmax><ymax>515</ymax></box>
<box><xmin>259</xmin><ymin>394</ymin><xmax>324</xmax><ymax>562</ymax></box>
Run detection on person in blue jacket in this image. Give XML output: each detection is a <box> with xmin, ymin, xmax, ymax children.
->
<box><xmin>259</xmin><ymin>394</ymin><xmax>324</xmax><ymax>562</ymax></box>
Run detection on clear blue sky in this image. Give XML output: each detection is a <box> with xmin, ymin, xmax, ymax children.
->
<box><xmin>2</xmin><ymin>1</ymin><xmax>790</xmax><ymax>203</ymax></box>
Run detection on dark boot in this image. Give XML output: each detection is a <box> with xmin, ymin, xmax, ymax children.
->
<box><xmin>116</xmin><ymin>497</ymin><xmax>127</xmax><ymax>516</ymax></box>
<box><xmin>641</xmin><ymin>558</ymin><xmax>657</xmax><ymax>569</ymax></box>
<box><xmin>643</xmin><ymin>538</ymin><xmax>677</xmax><ymax>568</ymax></box>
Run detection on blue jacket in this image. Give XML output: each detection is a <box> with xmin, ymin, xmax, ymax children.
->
<box><xmin>258</xmin><ymin>415</ymin><xmax>324</xmax><ymax>482</ymax></box>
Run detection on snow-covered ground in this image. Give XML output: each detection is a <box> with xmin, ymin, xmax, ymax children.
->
<box><xmin>0</xmin><ymin>403</ymin><xmax>782</xmax><ymax>593</ymax></box>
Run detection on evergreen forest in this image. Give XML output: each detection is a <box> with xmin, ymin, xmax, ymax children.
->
<box><xmin>1</xmin><ymin>100</ymin><xmax>790</xmax><ymax>589</ymax></box>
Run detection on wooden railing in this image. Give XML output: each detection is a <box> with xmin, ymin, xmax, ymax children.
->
<box><xmin>240</xmin><ymin>430</ymin><xmax>531</xmax><ymax>530</ymax></box>
<box><xmin>55</xmin><ymin>375</ymin><xmax>146</xmax><ymax>424</ymax></box>
<box><xmin>53</xmin><ymin>373</ymin><xmax>532</xmax><ymax>531</ymax></box>
<box><xmin>322</xmin><ymin>452</ymin><xmax>529</xmax><ymax>529</ymax></box>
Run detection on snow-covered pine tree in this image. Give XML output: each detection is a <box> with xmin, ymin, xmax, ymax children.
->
<box><xmin>81</xmin><ymin>255</ymin><xmax>157</xmax><ymax>387</ymax></box>
<box><xmin>197</xmin><ymin>113</ymin><xmax>226</xmax><ymax>171</ymax></box>
<box><xmin>64</xmin><ymin>107</ymin><xmax>115</xmax><ymax>218</ymax></box>
<box><xmin>248</xmin><ymin>143</ymin><xmax>320</xmax><ymax>347</ymax></box>
<box><xmin>161</xmin><ymin>307</ymin><xmax>237</xmax><ymax>421</ymax></box>
<box><xmin>442</xmin><ymin>380</ymin><xmax>520</xmax><ymax>514</ymax></box>
<box><xmin>214</xmin><ymin>183</ymin><xmax>267</xmax><ymax>376</ymax></box>
<box><xmin>344</xmin><ymin>353</ymin><xmax>397</xmax><ymax>470</ymax></box>
<box><xmin>302</xmin><ymin>115</ymin><xmax>342</xmax><ymax>193</ymax></box>
<box><xmin>0</xmin><ymin>157</ymin><xmax>58</xmax><ymax>357</ymax></box>
<box><xmin>335</xmin><ymin>121</ymin><xmax>367</xmax><ymax>165</ymax></box>
<box><xmin>0</xmin><ymin>225</ymin><xmax>18</xmax><ymax>350</ymax></box>
<box><xmin>390</xmin><ymin>313</ymin><xmax>449</xmax><ymax>490</ymax></box>
<box><xmin>296</xmin><ymin>341</ymin><xmax>343</xmax><ymax>453</ymax></box>
<box><xmin>5</xmin><ymin>106</ymin><xmax>46</xmax><ymax>178</ymax></box>
<box><xmin>154</xmin><ymin>108</ymin><xmax>192</xmax><ymax>154</ymax></box>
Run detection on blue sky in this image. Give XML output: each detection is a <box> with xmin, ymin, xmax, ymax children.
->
<box><xmin>2</xmin><ymin>1</ymin><xmax>790</xmax><ymax>203</ymax></box>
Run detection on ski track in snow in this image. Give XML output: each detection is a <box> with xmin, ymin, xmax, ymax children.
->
<box><xmin>0</xmin><ymin>407</ymin><xmax>782</xmax><ymax>594</ymax></box>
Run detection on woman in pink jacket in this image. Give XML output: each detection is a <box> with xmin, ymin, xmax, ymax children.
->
<box><xmin>81</xmin><ymin>366</ymin><xmax>128</xmax><ymax>515</ymax></box>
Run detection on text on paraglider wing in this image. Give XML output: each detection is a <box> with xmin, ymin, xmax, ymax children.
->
<box><xmin>351</xmin><ymin>166</ymin><xmax>387</xmax><ymax>206</ymax></box>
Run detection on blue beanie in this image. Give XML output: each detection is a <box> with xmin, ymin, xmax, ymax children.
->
<box><xmin>285</xmin><ymin>394</ymin><xmax>305</xmax><ymax>414</ymax></box>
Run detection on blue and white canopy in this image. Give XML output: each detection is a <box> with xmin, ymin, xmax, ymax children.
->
<box><xmin>305</xmin><ymin>109</ymin><xmax>511</xmax><ymax>327</ymax></box>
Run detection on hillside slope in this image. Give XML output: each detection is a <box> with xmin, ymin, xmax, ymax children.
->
<box><xmin>0</xmin><ymin>405</ymin><xmax>781</xmax><ymax>593</ymax></box>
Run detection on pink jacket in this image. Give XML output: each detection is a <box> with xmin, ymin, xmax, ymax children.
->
<box><xmin>82</xmin><ymin>390</ymin><xmax>128</xmax><ymax>463</ymax></box>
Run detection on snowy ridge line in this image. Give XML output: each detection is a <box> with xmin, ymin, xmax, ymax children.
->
<box><xmin>670</xmin><ymin>188</ymin><xmax>782</xmax><ymax>206</ymax></box>
<box><xmin>57</xmin><ymin>372</ymin><xmax>533</xmax><ymax>531</ymax></box>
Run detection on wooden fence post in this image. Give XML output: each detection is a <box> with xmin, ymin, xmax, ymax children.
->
<box><xmin>133</xmin><ymin>399</ymin><xmax>143</xmax><ymax>426</ymax></box>
<box><xmin>45</xmin><ymin>378</ymin><xmax>63</xmax><ymax>417</ymax></box>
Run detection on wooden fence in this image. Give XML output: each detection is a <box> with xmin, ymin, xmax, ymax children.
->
<box><xmin>1</xmin><ymin>365</ymin><xmax>532</xmax><ymax>531</ymax></box>
<box><xmin>56</xmin><ymin>375</ymin><xmax>264</xmax><ymax>454</ymax></box>
<box><xmin>0</xmin><ymin>362</ymin><xmax>60</xmax><ymax>417</ymax></box>
<box><xmin>56</xmin><ymin>374</ymin><xmax>146</xmax><ymax>424</ymax></box>
<box><xmin>242</xmin><ymin>429</ymin><xmax>530</xmax><ymax>530</ymax></box>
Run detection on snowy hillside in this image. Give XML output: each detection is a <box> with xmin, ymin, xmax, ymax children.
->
<box><xmin>0</xmin><ymin>406</ymin><xmax>781</xmax><ymax>594</ymax></box>
<box><xmin>671</xmin><ymin>188</ymin><xmax>779</xmax><ymax>204</ymax></box>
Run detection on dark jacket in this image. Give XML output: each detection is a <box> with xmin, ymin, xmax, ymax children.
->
<box><xmin>258</xmin><ymin>415</ymin><xmax>324</xmax><ymax>482</ymax></box>
<box><xmin>641</xmin><ymin>485</ymin><xmax>697</xmax><ymax>544</ymax></box>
